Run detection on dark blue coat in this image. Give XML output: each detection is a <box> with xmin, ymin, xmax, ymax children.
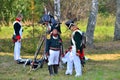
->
<box><xmin>46</xmin><ymin>35</ymin><xmax>62</xmax><ymax>53</ymax></box>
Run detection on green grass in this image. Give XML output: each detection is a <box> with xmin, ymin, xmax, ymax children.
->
<box><xmin>0</xmin><ymin>26</ymin><xmax>14</xmax><ymax>39</ymax></box>
<box><xmin>94</xmin><ymin>26</ymin><xmax>114</xmax><ymax>42</ymax></box>
<box><xmin>0</xmin><ymin>24</ymin><xmax>114</xmax><ymax>42</ymax></box>
<box><xmin>0</xmin><ymin>52</ymin><xmax>120</xmax><ymax>80</ymax></box>
<box><xmin>0</xmin><ymin>25</ymin><xmax>115</xmax><ymax>54</ymax></box>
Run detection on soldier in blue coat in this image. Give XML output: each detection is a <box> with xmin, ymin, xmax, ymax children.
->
<box><xmin>45</xmin><ymin>27</ymin><xmax>62</xmax><ymax>76</ymax></box>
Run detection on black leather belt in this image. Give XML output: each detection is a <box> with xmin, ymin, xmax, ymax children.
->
<box><xmin>50</xmin><ymin>47</ymin><xmax>60</xmax><ymax>51</ymax></box>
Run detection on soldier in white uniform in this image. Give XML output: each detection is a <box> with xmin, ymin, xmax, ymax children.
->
<box><xmin>13</xmin><ymin>14</ymin><xmax>23</xmax><ymax>61</ymax></box>
<box><xmin>65</xmin><ymin>19</ymin><xmax>85</xmax><ymax>77</ymax></box>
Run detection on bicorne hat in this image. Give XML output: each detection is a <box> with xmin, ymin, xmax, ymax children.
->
<box><xmin>42</xmin><ymin>14</ymin><xmax>51</xmax><ymax>22</ymax></box>
<box><xmin>65</xmin><ymin>19</ymin><xmax>75</xmax><ymax>29</ymax></box>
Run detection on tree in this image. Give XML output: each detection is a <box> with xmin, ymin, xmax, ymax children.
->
<box><xmin>0</xmin><ymin>0</ymin><xmax>14</xmax><ymax>25</ymax></box>
<box><xmin>98</xmin><ymin>0</ymin><xmax>116</xmax><ymax>16</ymax></box>
<box><xmin>54</xmin><ymin>0</ymin><xmax>60</xmax><ymax>20</ymax></box>
<box><xmin>114</xmin><ymin>0</ymin><xmax>120</xmax><ymax>40</ymax></box>
<box><xmin>86</xmin><ymin>0</ymin><xmax>98</xmax><ymax>47</ymax></box>
<box><xmin>0</xmin><ymin>0</ymin><xmax>46</xmax><ymax>26</ymax></box>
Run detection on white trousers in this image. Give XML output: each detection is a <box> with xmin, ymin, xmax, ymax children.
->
<box><xmin>62</xmin><ymin>51</ymin><xmax>70</xmax><ymax>64</ymax></box>
<box><xmin>14</xmin><ymin>41</ymin><xmax>21</xmax><ymax>60</ymax></box>
<box><xmin>66</xmin><ymin>47</ymin><xmax>82</xmax><ymax>76</ymax></box>
<box><xmin>48</xmin><ymin>50</ymin><xmax>60</xmax><ymax>66</ymax></box>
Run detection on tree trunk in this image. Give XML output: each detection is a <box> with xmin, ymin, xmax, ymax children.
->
<box><xmin>54</xmin><ymin>0</ymin><xmax>61</xmax><ymax>20</ymax></box>
<box><xmin>54</xmin><ymin>0</ymin><xmax>64</xmax><ymax>69</ymax></box>
<box><xmin>86</xmin><ymin>0</ymin><xmax>98</xmax><ymax>47</ymax></box>
<box><xmin>114</xmin><ymin>0</ymin><xmax>120</xmax><ymax>40</ymax></box>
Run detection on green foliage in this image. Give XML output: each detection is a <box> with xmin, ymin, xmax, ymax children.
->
<box><xmin>99</xmin><ymin>1</ymin><xmax>109</xmax><ymax>17</ymax></box>
<box><xmin>98</xmin><ymin>0</ymin><xmax>116</xmax><ymax>17</ymax></box>
<box><xmin>0</xmin><ymin>0</ymin><xmax>13</xmax><ymax>25</ymax></box>
<box><xmin>0</xmin><ymin>0</ymin><xmax>116</xmax><ymax>26</ymax></box>
<box><xmin>0</xmin><ymin>0</ymin><xmax>49</xmax><ymax>25</ymax></box>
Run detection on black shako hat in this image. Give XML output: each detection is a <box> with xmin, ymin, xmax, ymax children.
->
<box><xmin>65</xmin><ymin>19</ymin><xmax>75</xmax><ymax>29</ymax></box>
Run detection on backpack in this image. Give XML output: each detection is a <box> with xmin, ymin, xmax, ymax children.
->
<box><xmin>81</xmin><ymin>32</ymin><xmax>87</xmax><ymax>48</ymax></box>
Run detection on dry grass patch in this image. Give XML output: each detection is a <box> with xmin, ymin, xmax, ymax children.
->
<box><xmin>86</xmin><ymin>53</ymin><xmax>120</xmax><ymax>61</ymax></box>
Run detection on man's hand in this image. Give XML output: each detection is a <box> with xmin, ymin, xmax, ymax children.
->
<box><xmin>18</xmin><ymin>39</ymin><xmax>21</xmax><ymax>42</ymax></box>
<box><xmin>76</xmin><ymin>50</ymin><xmax>80</xmax><ymax>56</ymax></box>
<box><xmin>46</xmin><ymin>52</ymin><xmax>49</xmax><ymax>57</ymax></box>
<box><xmin>76</xmin><ymin>53</ymin><xmax>80</xmax><ymax>56</ymax></box>
<box><xmin>61</xmin><ymin>54</ymin><xmax>64</xmax><ymax>57</ymax></box>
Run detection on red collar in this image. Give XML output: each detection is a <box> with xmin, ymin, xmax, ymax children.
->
<box><xmin>52</xmin><ymin>34</ymin><xmax>58</xmax><ymax>37</ymax></box>
<box><xmin>16</xmin><ymin>18</ymin><xmax>20</xmax><ymax>22</ymax></box>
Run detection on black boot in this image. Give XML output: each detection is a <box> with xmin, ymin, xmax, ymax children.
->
<box><xmin>53</xmin><ymin>65</ymin><xmax>58</xmax><ymax>74</ymax></box>
<box><xmin>48</xmin><ymin>65</ymin><xmax>54</xmax><ymax>76</ymax></box>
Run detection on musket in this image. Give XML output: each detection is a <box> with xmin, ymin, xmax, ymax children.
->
<box><xmin>30</xmin><ymin>5</ymin><xmax>48</xmax><ymax>70</ymax></box>
<box><xmin>30</xmin><ymin>36</ymin><xmax>45</xmax><ymax>70</ymax></box>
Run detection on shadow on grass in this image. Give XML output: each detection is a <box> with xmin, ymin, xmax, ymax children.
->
<box><xmin>0</xmin><ymin>37</ymin><xmax>43</xmax><ymax>55</ymax></box>
<box><xmin>0</xmin><ymin>36</ymin><xmax>71</xmax><ymax>58</ymax></box>
<box><xmin>1</xmin><ymin>34</ymin><xmax>120</xmax><ymax>57</ymax></box>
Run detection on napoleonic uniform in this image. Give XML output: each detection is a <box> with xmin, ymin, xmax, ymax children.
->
<box><xmin>65</xmin><ymin>29</ymin><xmax>83</xmax><ymax>77</ymax></box>
<box><xmin>46</xmin><ymin>34</ymin><xmax>62</xmax><ymax>75</ymax></box>
<box><xmin>13</xmin><ymin>20</ymin><xmax>22</xmax><ymax>60</ymax></box>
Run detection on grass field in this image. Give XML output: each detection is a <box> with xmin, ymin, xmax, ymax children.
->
<box><xmin>0</xmin><ymin>52</ymin><xmax>120</xmax><ymax>80</ymax></box>
<box><xmin>0</xmin><ymin>25</ymin><xmax>120</xmax><ymax>80</ymax></box>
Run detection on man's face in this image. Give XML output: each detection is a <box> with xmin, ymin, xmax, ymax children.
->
<box><xmin>52</xmin><ymin>29</ymin><xmax>58</xmax><ymax>35</ymax></box>
<box><xmin>70</xmin><ymin>25</ymin><xmax>77</xmax><ymax>31</ymax></box>
<box><xmin>18</xmin><ymin>17</ymin><xmax>23</xmax><ymax>21</ymax></box>
<box><xmin>70</xmin><ymin>26</ymin><xmax>74</xmax><ymax>31</ymax></box>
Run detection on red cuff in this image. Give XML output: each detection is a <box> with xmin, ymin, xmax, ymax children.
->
<box><xmin>59</xmin><ymin>39</ymin><xmax>62</xmax><ymax>43</ymax></box>
<box><xmin>65</xmin><ymin>50</ymin><xmax>68</xmax><ymax>54</ymax></box>
<box><xmin>77</xmin><ymin>50</ymin><xmax>84</xmax><ymax>59</ymax></box>
<box><xmin>80</xmin><ymin>53</ymin><xmax>84</xmax><ymax>59</ymax></box>
<box><xmin>16</xmin><ymin>35</ymin><xmax>21</xmax><ymax>40</ymax></box>
<box><xmin>61</xmin><ymin>54</ymin><xmax>64</xmax><ymax>57</ymax></box>
<box><xmin>77</xmin><ymin>50</ymin><xmax>80</xmax><ymax>53</ymax></box>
